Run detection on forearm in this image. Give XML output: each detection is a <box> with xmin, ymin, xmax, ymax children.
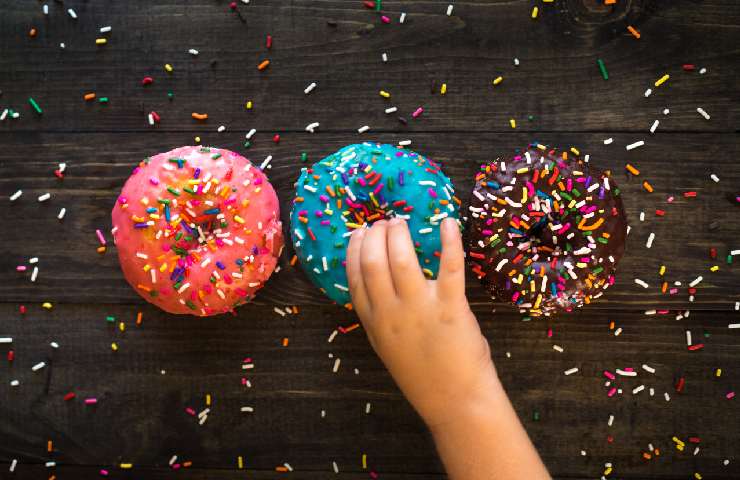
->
<box><xmin>428</xmin><ymin>374</ymin><xmax>551</xmax><ymax>480</ymax></box>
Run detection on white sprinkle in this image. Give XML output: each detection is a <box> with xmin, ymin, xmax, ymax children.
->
<box><xmin>357</xmin><ymin>125</ymin><xmax>370</xmax><ymax>134</ymax></box>
<box><xmin>32</xmin><ymin>361</ymin><xmax>46</xmax><ymax>371</ymax></box>
<box><xmin>580</xmin><ymin>450</ymin><xmax>587</xmax><ymax>456</ymax></box>
<box><xmin>664</xmin><ymin>392</ymin><xmax>671</xmax><ymax>401</ymax></box>
<box><xmin>697</xmin><ymin>107</ymin><xmax>711</xmax><ymax>120</ymax></box>
<box><xmin>644</xmin><ymin>88</ymin><xmax>652</xmax><ymax>97</ymax></box>
<box><xmin>552</xmin><ymin>345</ymin><xmax>564</xmax><ymax>353</ymax></box>
<box><xmin>31</xmin><ymin>266</ymin><xmax>39</xmax><ymax>282</ymax></box>
<box><xmin>29</xmin><ymin>257</ymin><xmax>39</xmax><ymax>264</ymax></box>
<box><xmin>217</xmin><ymin>125</ymin><xmax>226</xmax><ymax>133</ymax></box>
<box><xmin>399</xmin><ymin>12</ymin><xmax>406</xmax><ymax>23</ymax></box>
<box><xmin>305</xmin><ymin>122</ymin><xmax>320</xmax><ymax>132</ymax></box>
<box><xmin>398</xmin><ymin>139</ymin><xmax>411</xmax><ymax>146</ymax></box>
<box><xmin>646</xmin><ymin>232</ymin><xmax>655</xmax><ymax>249</ymax></box>
<box><xmin>506</xmin><ymin>352</ymin><xmax>511</xmax><ymax>358</ymax></box>
<box><xmin>332</xmin><ymin>461</ymin><xmax>339</xmax><ymax>474</ymax></box>
<box><xmin>43</xmin><ymin>4</ymin><xmax>49</xmax><ymax>15</ymax></box>
<box><xmin>259</xmin><ymin>155</ymin><xmax>273</xmax><ymax>170</ymax></box>
<box><xmin>663</xmin><ymin>108</ymin><xmax>670</xmax><ymax>115</ymax></box>
<box><xmin>10</xmin><ymin>190</ymin><xmax>22</xmax><ymax>201</ymax></box>
<box><xmin>418</xmin><ymin>227</ymin><xmax>432</xmax><ymax>234</ymax></box>
<box><xmin>246</xmin><ymin>128</ymin><xmax>257</xmax><ymax>139</ymax></box>
<box><xmin>514</xmin><ymin>58</ymin><xmax>520</xmax><ymax>66</ymax></box>
<box><xmin>188</xmin><ymin>48</ymin><xmax>199</xmax><ymax>55</ymax></box>
<box><xmin>384</xmin><ymin>106</ymin><xmax>398</xmax><ymax>114</ymax></box>
<box><xmin>616</xmin><ymin>369</ymin><xmax>637</xmax><ymax>377</ymax></box>
<box><xmin>650</xmin><ymin>120</ymin><xmax>659</xmax><ymax>134</ymax></box>
<box><xmin>273</xmin><ymin>307</ymin><xmax>286</xmax><ymax>317</ymax></box>
<box><xmin>645</xmin><ymin>309</ymin><xmax>656</xmax><ymax>315</ymax></box>
<box><xmin>693</xmin><ymin>447</ymin><xmax>700</xmax><ymax>456</ymax></box>
<box><xmin>639</xmin><ymin>211</ymin><xmax>645</xmax><ymax>222</ymax></box>
<box><xmin>564</xmin><ymin>367</ymin><xmax>579</xmax><ymax>376</ymax></box>
<box><xmin>10</xmin><ymin>459</ymin><xmax>17</xmax><ymax>472</ymax></box>
<box><xmin>686</xmin><ymin>330</ymin><xmax>693</xmax><ymax>346</ymax></box>
<box><xmin>603</xmin><ymin>138</ymin><xmax>613</xmax><ymax>145</ymax></box>
<box><xmin>642</xmin><ymin>364</ymin><xmax>656</xmax><ymax>374</ymax></box>
<box><xmin>634</xmin><ymin>278</ymin><xmax>649</xmax><ymax>289</ymax></box>
<box><xmin>724</xmin><ymin>459</ymin><xmax>730</xmax><ymax>466</ymax></box>
<box><xmin>177</xmin><ymin>282</ymin><xmax>190</xmax><ymax>293</ymax></box>
<box><xmin>240</xmin><ymin>406</ymin><xmax>254</xmax><ymax>413</ymax></box>
<box><xmin>446</xmin><ymin>4</ymin><xmax>454</xmax><ymax>16</ymax></box>
<box><xmin>67</xmin><ymin>8</ymin><xmax>77</xmax><ymax>18</ymax></box>
<box><xmin>50</xmin><ymin>342</ymin><xmax>59</xmax><ymax>349</ymax></box>
<box><xmin>608</xmin><ymin>415</ymin><xmax>614</xmax><ymax>427</ymax></box>
<box><xmin>381</xmin><ymin>53</ymin><xmax>388</xmax><ymax>62</ymax></box>
<box><xmin>365</xmin><ymin>402</ymin><xmax>372</xmax><ymax>414</ymax></box>
<box><xmin>45</xmin><ymin>462</ymin><xmax>56</xmax><ymax>468</ymax></box>
<box><xmin>332</xmin><ymin>357</ymin><xmax>341</xmax><ymax>373</ymax></box>
<box><xmin>0</xmin><ymin>338</ymin><xmax>12</xmax><ymax>344</ymax></box>
<box><xmin>100</xmin><ymin>26</ymin><xmax>112</xmax><ymax>33</ymax></box>
<box><xmin>38</xmin><ymin>193</ymin><xmax>51</xmax><ymax>202</ymax></box>
<box><xmin>614</xmin><ymin>327</ymin><xmax>622</xmax><ymax>336</ymax></box>
<box><xmin>60</xmin><ymin>43</ymin><xmax>65</xmax><ymax>49</ymax></box>
<box><xmin>328</xmin><ymin>330</ymin><xmax>338</xmax><ymax>343</ymax></box>
<box><xmin>1</xmin><ymin>109</ymin><xmax>8</xmax><ymax>121</ymax></box>
<box><xmin>699</xmin><ymin>67</ymin><xmax>707</xmax><ymax>74</ymax></box>
<box><xmin>57</xmin><ymin>207</ymin><xmax>67</xmax><ymax>219</ymax></box>
<box><xmin>710</xmin><ymin>173</ymin><xmax>720</xmax><ymax>183</ymax></box>
<box><xmin>148</xmin><ymin>113</ymin><xmax>154</xmax><ymax>126</ymax></box>
<box><xmin>626</xmin><ymin>140</ymin><xmax>645</xmax><ymax>151</ymax></box>
<box><xmin>304</xmin><ymin>82</ymin><xmax>317</xmax><ymax>94</ymax></box>
<box><xmin>689</xmin><ymin>276</ymin><xmax>703</xmax><ymax>287</ymax></box>
<box><xmin>495</xmin><ymin>258</ymin><xmax>509</xmax><ymax>272</ymax></box>
<box><xmin>10</xmin><ymin>380</ymin><xmax>20</xmax><ymax>387</ymax></box>
<box><xmin>632</xmin><ymin>385</ymin><xmax>645</xmax><ymax>395</ymax></box>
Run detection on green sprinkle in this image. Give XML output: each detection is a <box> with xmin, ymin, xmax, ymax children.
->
<box><xmin>105</xmin><ymin>316</ymin><xmax>116</xmax><ymax>323</ymax></box>
<box><xmin>157</xmin><ymin>198</ymin><xmax>171</xmax><ymax>204</ymax></box>
<box><xmin>727</xmin><ymin>254</ymin><xmax>733</xmax><ymax>264</ymax></box>
<box><xmin>98</xmin><ymin>97</ymin><xmax>109</xmax><ymax>103</ymax></box>
<box><xmin>244</xmin><ymin>141</ymin><xmax>251</xmax><ymax>148</ymax></box>
<box><xmin>183</xmin><ymin>187</ymin><xmax>196</xmax><ymax>195</ymax></box>
<box><xmin>597</xmin><ymin>237</ymin><xmax>609</xmax><ymax>244</ymax></box>
<box><xmin>211</xmin><ymin>153</ymin><xmax>222</xmax><ymax>160</ymax></box>
<box><xmin>597</xmin><ymin>59</ymin><xmax>609</xmax><ymax>80</ymax></box>
<box><xmin>527</xmin><ymin>115</ymin><xmax>535</xmax><ymax>121</ymax></box>
<box><xmin>376</xmin><ymin>0</ymin><xmax>381</xmax><ymax>11</ymax></box>
<box><xmin>28</xmin><ymin>97</ymin><xmax>42</xmax><ymax>114</ymax></box>
<box><xmin>167</xmin><ymin>91</ymin><xmax>174</xmax><ymax>100</ymax></box>
<box><xmin>300</xmin><ymin>152</ymin><xmax>308</xmax><ymax>162</ymax></box>
<box><xmin>167</xmin><ymin>187</ymin><xmax>180</xmax><ymax>196</ymax></box>
<box><xmin>592</xmin><ymin>266</ymin><xmax>604</xmax><ymax>275</ymax></box>
<box><xmin>533</xmin><ymin>411</ymin><xmax>540</xmax><ymax>421</ymax></box>
<box><xmin>185</xmin><ymin>300</ymin><xmax>196</xmax><ymax>310</ymax></box>
<box><xmin>175</xmin><ymin>232</ymin><xmax>183</xmax><ymax>241</ymax></box>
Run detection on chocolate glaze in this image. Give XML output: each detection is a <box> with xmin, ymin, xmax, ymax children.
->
<box><xmin>466</xmin><ymin>145</ymin><xmax>628</xmax><ymax>316</ymax></box>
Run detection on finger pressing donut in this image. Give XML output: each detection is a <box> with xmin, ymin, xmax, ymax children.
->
<box><xmin>387</xmin><ymin>217</ymin><xmax>426</xmax><ymax>299</ymax></box>
<box><xmin>359</xmin><ymin>220</ymin><xmax>397</xmax><ymax>304</ymax></box>
<box><xmin>437</xmin><ymin>217</ymin><xmax>466</xmax><ymax>301</ymax></box>
<box><xmin>346</xmin><ymin>226</ymin><xmax>372</xmax><ymax>316</ymax></box>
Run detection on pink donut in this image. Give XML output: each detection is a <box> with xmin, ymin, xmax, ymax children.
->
<box><xmin>111</xmin><ymin>146</ymin><xmax>283</xmax><ymax>316</ymax></box>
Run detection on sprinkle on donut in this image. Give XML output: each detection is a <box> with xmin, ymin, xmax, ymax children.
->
<box><xmin>467</xmin><ymin>144</ymin><xmax>628</xmax><ymax>316</ymax></box>
<box><xmin>111</xmin><ymin>146</ymin><xmax>283</xmax><ymax>316</ymax></box>
<box><xmin>290</xmin><ymin>142</ymin><xmax>461</xmax><ymax>307</ymax></box>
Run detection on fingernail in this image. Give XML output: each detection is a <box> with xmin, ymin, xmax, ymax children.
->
<box><xmin>388</xmin><ymin>216</ymin><xmax>403</xmax><ymax>226</ymax></box>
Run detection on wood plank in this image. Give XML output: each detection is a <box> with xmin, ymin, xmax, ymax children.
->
<box><xmin>0</xmin><ymin>1</ymin><xmax>737</xmax><ymax>133</ymax></box>
<box><xmin>1</xmin><ymin>131</ymin><xmax>738</xmax><ymax>310</ymax></box>
<box><xmin>0</xmin><ymin>304</ymin><xmax>738</xmax><ymax>478</ymax></box>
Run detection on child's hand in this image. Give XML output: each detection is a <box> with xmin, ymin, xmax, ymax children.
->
<box><xmin>346</xmin><ymin>217</ymin><xmax>497</xmax><ymax>426</ymax></box>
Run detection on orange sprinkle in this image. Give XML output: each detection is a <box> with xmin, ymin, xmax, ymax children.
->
<box><xmin>292</xmin><ymin>306</ymin><xmax>299</xmax><ymax>314</ymax></box>
<box><xmin>275</xmin><ymin>466</ymin><xmax>289</xmax><ymax>472</ymax></box>
<box><xmin>47</xmin><ymin>440</ymin><xmax>53</xmax><ymax>452</ymax></box>
<box><xmin>96</xmin><ymin>246</ymin><xmax>106</xmax><ymax>254</ymax></box>
<box><xmin>136</xmin><ymin>311</ymin><xmax>143</xmax><ymax>325</ymax></box>
<box><xmin>191</xmin><ymin>112</ymin><xmax>208</xmax><ymax>120</ymax></box>
<box><xmin>84</xmin><ymin>93</ymin><xmax>96</xmax><ymax>101</ymax></box>
<box><xmin>627</xmin><ymin>25</ymin><xmax>641</xmax><ymax>39</ymax></box>
<box><xmin>29</xmin><ymin>28</ymin><xmax>37</xmax><ymax>37</ymax></box>
<box><xmin>643</xmin><ymin>452</ymin><xmax>652</xmax><ymax>460</ymax></box>
<box><xmin>344</xmin><ymin>323</ymin><xmax>360</xmax><ymax>333</ymax></box>
<box><xmin>605</xmin><ymin>0</ymin><xmax>616</xmax><ymax>4</ymax></box>
<box><xmin>625</xmin><ymin>163</ymin><xmax>640</xmax><ymax>175</ymax></box>
<box><xmin>257</xmin><ymin>60</ymin><xmax>270</xmax><ymax>71</ymax></box>
<box><xmin>282</xmin><ymin>337</ymin><xmax>289</xmax><ymax>347</ymax></box>
<box><xmin>578</xmin><ymin>217</ymin><xmax>604</xmax><ymax>231</ymax></box>
<box><xmin>609</xmin><ymin>321</ymin><xmax>615</xmax><ymax>330</ymax></box>
<box><xmin>183</xmin><ymin>461</ymin><xmax>192</xmax><ymax>467</ymax></box>
<box><xmin>290</xmin><ymin>255</ymin><xmax>298</xmax><ymax>266</ymax></box>
<box><xmin>643</xmin><ymin>181</ymin><xmax>654</xmax><ymax>193</ymax></box>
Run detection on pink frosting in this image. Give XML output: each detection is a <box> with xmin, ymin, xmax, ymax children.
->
<box><xmin>111</xmin><ymin>146</ymin><xmax>283</xmax><ymax>316</ymax></box>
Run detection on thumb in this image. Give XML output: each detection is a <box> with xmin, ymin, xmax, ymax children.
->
<box><xmin>436</xmin><ymin>217</ymin><xmax>466</xmax><ymax>300</ymax></box>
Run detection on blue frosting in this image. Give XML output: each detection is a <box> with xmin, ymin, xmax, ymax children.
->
<box><xmin>290</xmin><ymin>142</ymin><xmax>460</xmax><ymax>305</ymax></box>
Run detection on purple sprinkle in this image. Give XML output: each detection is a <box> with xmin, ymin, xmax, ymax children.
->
<box><xmin>134</xmin><ymin>222</ymin><xmax>149</xmax><ymax>228</ymax></box>
<box><xmin>216</xmin><ymin>261</ymin><xmax>226</xmax><ymax>270</ymax></box>
<box><xmin>398</xmin><ymin>171</ymin><xmax>405</xmax><ymax>186</ymax></box>
<box><xmin>194</xmin><ymin>168</ymin><xmax>201</xmax><ymax>179</ymax></box>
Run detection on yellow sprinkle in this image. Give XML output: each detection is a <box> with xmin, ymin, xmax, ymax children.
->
<box><xmin>509</xmin><ymin>118</ymin><xmax>516</xmax><ymax>129</ymax></box>
<box><xmin>111</xmin><ymin>342</ymin><xmax>118</xmax><ymax>351</ymax></box>
<box><xmin>536</xmin><ymin>144</ymin><xmax>547</xmax><ymax>150</ymax></box>
<box><xmin>570</xmin><ymin>147</ymin><xmax>580</xmax><ymax>155</ymax></box>
<box><xmin>164</xmin><ymin>63</ymin><xmax>173</xmax><ymax>73</ymax></box>
<box><xmin>234</xmin><ymin>215</ymin><xmax>245</xmax><ymax>224</ymax></box>
<box><xmin>534</xmin><ymin>294</ymin><xmax>542</xmax><ymax>310</ymax></box>
<box><xmin>659</xmin><ymin>265</ymin><xmax>666</xmax><ymax>276</ymax></box>
<box><xmin>379</xmin><ymin>90</ymin><xmax>391</xmax><ymax>98</ymax></box>
<box><xmin>694</xmin><ymin>473</ymin><xmax>702</xmax><ymax>480</ymax></box>
<box><xmin>716</xmin><ymin>368</ymin><xmax>722</xmax><ymax>377</ymax></box>
<box><xmin>362</xmin><ymin>454</ymin><xmax>367</xmax><ymax>469</ymax></box>
<box><xmin>492</xmin><ymin>76</ymin><xmax>503</xmax><ymax>86</ymax></box>
<box><xmin>516</xmin><ymin>167</ymin><xmax>529</xmax><ymax>174</ymax></box>
<box><xmin>119</xmin><ymin>322</ymin><xmax>125</xmax><ymax>332</ymax></box>
<box><xmin>440</xmin><ymin>83</ymin><xmax>447</xmax><ymax>95</ymax></box>
<box><xmin>604</xmin><ymin>467</ymin><xmax>612</xmax><ymax>476</ymax></box>
<box><xmin>120</xmin><ymin>463</ymin><xmax>133</xmax><ymax>469</ymax></box>
<box><xmin>206</xmin><ymin>393</ymin><xmax>212</xmax><ymax>406</ymax></box>
<box><xmin>237</xmin><ymin>456</ymin><xmax>244</xmax><ymax>469</ymax></box>
<box><xmin>710</xmin><ymin>265</ymin><xmax>719</xmax><ymax>272</ymax></box>
<box><xmin>655</xmin><ymin>74</ymin><xmax>670</xmax><ymax>87</ymax></box>
<box><xmin>194</xmin><ymin>136</ymin><xmax>201</xmax><ymax>143</ymax></box>
<box><xmin>531</xmin><ymin>6</ymin><xmax>539</xmax><ymax>18</ymax></box>
<box><xmin>42</xmin><ymin>302</ymin><xmax>53</xmax><ymax>310</ymax></box>
<box><xmin>95</xmin><ymin>38</ymin><xmax>107</xmax><ymax>45</ymax></box>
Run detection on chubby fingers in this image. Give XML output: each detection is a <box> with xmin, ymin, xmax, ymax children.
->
<box><xmin>359</xmin><ymin>220</ymin><xmax>397</xmax><ymax>304</ymax></box>
<box><xmin>387</xmin><ymin>217</ymin><xmax>426</xmax><ymax>298</ymax></box>
<box><xmin>436</xmin><ymin>217</ymin><xmax>466</xmax><ymax>301</ymax></box>
<box><xmin>346</xmin><ymin>226</ymin><xmax>371</xmax><ymax>316</ymax></box>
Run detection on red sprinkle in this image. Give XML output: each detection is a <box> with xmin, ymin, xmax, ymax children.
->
<box><xmin>229</xmin><ymin>2</ymin><xmax>237</xmax><ymax>10</ymax></box>
<box><xmin>363</xmin><ymin>1</ymin><xmax>375</xmax><ymax>8</ymax></box>
<box><xmin>655</xmin><ymin>209</ymin><xmax>665</xmax><ymax>216</ymax></box>
<box><xmin>273</xmin><ymin>134</ymin><xmax>280</xmax><ymax>143</ymax></box>
<box><xmin>7</xmin><ymin>350</ymin><xmax>14</xmax><ymax>362</ymax></box>
<box><xmin>266</xmin><ymin>35</ymin><xmax>272</xmax><ymax>49</ymax></box>
<box><xmin>689</xmin><ymin>437</ymin><xmax>701</xmax><ymax>443</ymax></box>
<box><xmin>710</xmin><ymin>248</ymin><xmax>717</xmax><ymax>259</ymax></box>
<box><xmin>688</xmin><ymin>343</ymin><xmax>705</xmax><ymax>351</ymax></box>
<box><xmin>141</xmin><ymin>76</ymin><xmax>154</xmax><ymax>86</ymax></box>
<box><xmin>19</xmin><ymin>305</ymin><xmax>26</xmax><ymax>314</ymax></box>
<box><xmin>675</xmin><ymin>377</ymin><xmax>686</xmax><ymax>393</ymax></box>
<box><xmin>683</xmin><ymin>191</ymin><xmax>697</xmax><ymax>198</ymax></box>
<box><xmin>63</xmin><ymin>392</ymin><xmax>76</xmax><ymax>401</ymax></box>
<box><xmin>683</xmin><ymin>64</ymin><xmax>696</xmax><ymax>71</ymax></box>
<box><xmin>150</xmin><ymin>111</ymin><xmax>161</xmax><ymax>123</ymax></box>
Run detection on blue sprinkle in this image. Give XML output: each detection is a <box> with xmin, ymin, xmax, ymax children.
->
<box><xmin>235</xmin><ymin>259</ymin><xmax>244</xmax><ymax>266</ymax></box>
<box><xmin>486</xmin><ymin>181</ymin><xmax>500</xmax><ymax>189</ymax></box>
<box><xmin>134</xmin><ymin>222</ymin><xmax>149</xmax><ymax>229</ymax></box>
<box><xmin>146</xmin><ymin>207</ymin><xmax>157</xmax><ymax>213</ymax></box>
<box><xmin>164</xmin><ymin>205</ymin><xmax>171</xmax><ymax>222</ymax></box>
<box><xmin>216</xmin><ymin>261</ymin><xmax>225</xmax><ymax>270</ymax></box>
<box><xmin>203</xmin><ymin>208</ymin><xmax>220</xmax><ymax>215</ymax></box>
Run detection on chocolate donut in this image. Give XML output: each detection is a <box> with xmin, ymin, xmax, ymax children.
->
<box><xmin>466</xmin><ymin>144</ymin><xmax>628</xmax><ymax>316</ymax></box>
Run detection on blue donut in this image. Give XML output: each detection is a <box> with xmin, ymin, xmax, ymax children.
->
<box><xmin>290</xmin><ymin>142</ymin><xmax>460</xmax><ymax>306</ymax></box>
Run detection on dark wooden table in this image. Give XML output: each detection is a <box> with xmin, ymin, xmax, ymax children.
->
<box><xmin>1</xmin><ymin>1</ymin><xmax>739</xmax><ymax>478</ymax></box>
